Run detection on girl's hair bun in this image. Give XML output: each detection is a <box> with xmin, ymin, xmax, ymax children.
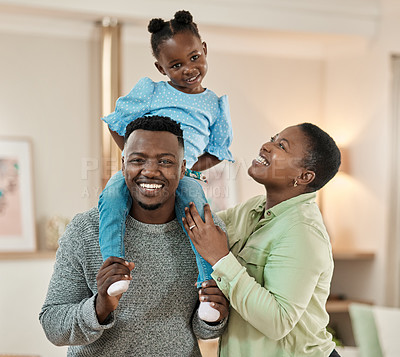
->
<box><xmin>174</xmin><ymin>10</ymin><xmax>193</xmax><ymax>24</ymax></box>
<box><xmin>148</xmin><ymin>10</ymin><xmax>200</xmax><ymax>58</ymax></box>
<box><xmin>148</xmin><ymin>18</ymin><xmax>165</xmax><ymax>33</ymax></box>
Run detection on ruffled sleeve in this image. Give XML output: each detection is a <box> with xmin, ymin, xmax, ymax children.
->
<box><xmin>101</xmin><ymin>77</ymin><xmax>155</xmax><ymax>136</ymax></box>
<box><xmin>205</xmin><ymin>95</ymin><xmax>234</xmax><ymax>162</ymax></box>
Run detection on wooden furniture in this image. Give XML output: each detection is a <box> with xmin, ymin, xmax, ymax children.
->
<box><xmin>328</xmin><ymin>250</ymin><xmax>375</xmax><ymax>346</ymax></box>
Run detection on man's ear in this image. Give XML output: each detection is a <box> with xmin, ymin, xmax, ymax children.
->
<box><xmin>180</xmin><ymin>159</ymin><xmax>186</xmax><ymax>179</ymax></box>
<box><xmin>202</xmin><ymin>41</ymin><xmax>207</xmax><ymax>56</ymax></box>
<box><xmin>121</xmin><ymin>156</ymin><xmax>126</xmax><ymax>176</ymax></box>
<box><xmin>154</xmin><ymin>62</ymin><xmax>166</xmax><ymax>75</ymax></box>
<box><xmin>298</xmin><ymin>170</ymin><xmax>315</xmax><ymax>186</ymax></box>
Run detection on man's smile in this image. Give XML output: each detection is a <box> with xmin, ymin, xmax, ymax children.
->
<box><xmin>136</xmin><ymin>180</ymin><xmax>165</xmax><ymax>196</ymax></box>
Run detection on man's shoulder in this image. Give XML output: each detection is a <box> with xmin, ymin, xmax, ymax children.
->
<box><xmin>57</xmin><ymin>207</ymin><xmax>99</xmax><ymax>254</ymax></box>
<box><xmin>73</xmin><ymin>206</ymin><xmax>99</xmax><ymax>223</ymax></box>
<box><xmin>66</xmin><ymin>207</ymin><xmax>99</xmax><ymax>235</ymax></box>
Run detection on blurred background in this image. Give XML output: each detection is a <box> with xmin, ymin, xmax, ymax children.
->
<box><xmin>0</xmin><ymin>0</ymin><xmax>399</xmax><ymax>356</ymax></box>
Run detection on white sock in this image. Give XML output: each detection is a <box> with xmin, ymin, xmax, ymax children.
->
<box><xmin>198</xmin><ymin>301</ymin><xmax>220</xmax><ymax>322</ymax></box>
<box><xmin>107</xmin><ymin>280</ymin><xmax>130</xmax><ymax>296</ymax></box>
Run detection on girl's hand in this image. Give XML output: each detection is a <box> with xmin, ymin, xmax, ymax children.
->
<box><xmin>199</xmin><ymin>279</ymin><xmax>229</xmax><ymax>322</ymax></box>
<box><xmin>183</xmin><ymin>202</ymin><xmax>229</xmax><ymax>266</ymax></box>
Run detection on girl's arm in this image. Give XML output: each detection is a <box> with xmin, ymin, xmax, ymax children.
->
<box><xmin>102</xmin><ymin>78</ymin><xmax>156</xmax><ymax>150</ymax></box>
<box><xmin>109</xmin><ymin>128</ymin><xmax>124</xmax><ymax>151</ymax></box>
<box><xmin>191</xmin><ymin>153</ymin><xmax>221</xmax><ymax>171</ymax></box>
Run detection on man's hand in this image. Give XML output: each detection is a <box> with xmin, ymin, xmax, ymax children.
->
<box><xmin>95</xmin><ymin>257</ymin><xmax>135</xmax><ymax>323</ymax></box>
<box><xmin>183</xmin><ymin>202</ymin><xmax>229</xmax><ymax>266</ymax></box>
<box><xmin>199</xmin><ymin>280</ymin><xmax>229</xmax><ymax>322</ymax></box>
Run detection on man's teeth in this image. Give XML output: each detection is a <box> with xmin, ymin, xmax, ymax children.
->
<box><xmin>140</xmin><ymin>183</ymin><xmax>162</xmax><ymax>189</ymax></box>
<box><xmin>256</xmin><ymin>155</ymin><xmax>269</xmax><ymax>166</ymax></box>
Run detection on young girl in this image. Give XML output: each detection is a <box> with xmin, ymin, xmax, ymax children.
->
<box><xmin>99</xmin><ymin>10</ymin><xmax>233</xmax><ymax>322</ymax></box>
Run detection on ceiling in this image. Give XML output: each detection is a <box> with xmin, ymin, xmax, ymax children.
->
<box><xmin>0</xmin><ymin>0</ymin><xmax>380</xmax><ymax>36</ymax></box>
<box><xmin>0</xmin><ymin>0</ymin><xmax>380</xmax><ymax>59</ymax></box>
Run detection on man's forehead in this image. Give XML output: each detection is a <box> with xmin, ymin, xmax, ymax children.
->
<box><xmin>125</xmin><ymin>130</ymin><xmax>182</xmax><ymax>154</ymax></box>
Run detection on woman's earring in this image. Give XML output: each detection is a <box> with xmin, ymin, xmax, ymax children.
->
<box><xmin>293</xmin><ymin>179</ymin><xmax>298</xmax><ymax>187</ymax></box>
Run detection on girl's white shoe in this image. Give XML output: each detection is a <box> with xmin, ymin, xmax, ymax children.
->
<box><xmin>107</xmin><ymin>280</ymin><xmax>130</xmax><ymax>296</ymax></box>
<box><xmin>198</xmin><ymin>301</ymin><xmax>220</xmax><ymax>322</ymax></box>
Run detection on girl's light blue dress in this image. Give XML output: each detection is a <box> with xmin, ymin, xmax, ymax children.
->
<box><xmin>100</xmin><ymin>77</ymin><xmax>233</xmax><ymax>287</ymax></box>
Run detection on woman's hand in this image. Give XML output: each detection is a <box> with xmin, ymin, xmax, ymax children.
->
<box><xmin>199</xmin><ymin>279</ymin><xmax>229</xmax><ymax>322</ymax></box>
<box><xmin>183</xmin><ymin>202</ymin><xmax>229</xmax><ymax>266</ymax></box>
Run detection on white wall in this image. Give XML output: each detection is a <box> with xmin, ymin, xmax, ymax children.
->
<box><xmin>323</xmin><ymin>0</ymin><xmax>400</xmax><ymax>306</ymax></box>
<box><xmin>0</xmin><ymin>0</ymin><xmax>399</xmax><ymax>354</ymax></box>
<box><xmin>0</xmin><ymin>24</ymin><xmax>102</xmax><ymax>238</ymax></box>
<box><xmin>0</xmin><ymin>16</ymin><xmax>101</xmax><ymax>356</ymax></box>
<box><xmin>0</xmin><ymin>259</ymin><xmax>68</xmax><ymax>356</ymax></box>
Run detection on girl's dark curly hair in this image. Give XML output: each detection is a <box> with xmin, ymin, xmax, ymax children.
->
<box><xmin>148</xmin><ymin>10</ymin><xmax>201</xmax><ymax>58</ymax></box>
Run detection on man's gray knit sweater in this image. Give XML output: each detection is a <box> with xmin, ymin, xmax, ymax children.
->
<box><xmin>39</xmin><ymin>208</ymin><xmax>226</xmax><ymax>356</ymax></box>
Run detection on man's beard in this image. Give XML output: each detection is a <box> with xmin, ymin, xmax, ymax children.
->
<box><xmin>137</xmin><ymin>201</ymin><xmax>162</xmax><ymax>211</ymax></box>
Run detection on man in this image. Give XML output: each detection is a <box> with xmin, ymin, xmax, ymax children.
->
<box><xmin>40</xmin><ymin>116</ymin><xmax>228</xmax><ymax>356</ymax></box>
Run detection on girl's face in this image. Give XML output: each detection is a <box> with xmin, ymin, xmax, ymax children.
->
<box><xmin>154</xmin><ymin>31</ymin><xmax>208</xmax><ymax>94</ymax></box>
<box><xmin>248</xmin><ymin>126</ymin><xmax>311</xmax><ymax>190</ymax></box>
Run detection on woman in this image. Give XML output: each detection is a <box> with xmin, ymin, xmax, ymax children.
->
<box><xmin>183</xmin><ymin>123</ymin><xmax>341</xmax><ymax>356</ymax></box>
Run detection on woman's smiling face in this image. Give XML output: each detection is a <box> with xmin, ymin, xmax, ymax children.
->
<box><xmin>248</xmin><ymin>125</ymin><xmax>309</xmax><ymax>190</ymax></box>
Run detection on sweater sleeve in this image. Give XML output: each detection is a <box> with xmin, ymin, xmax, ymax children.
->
<box><xmin>211</xmin><ymin>223</ymin><xmax>331</xmax><ymax>340</ymax></box>
<box><xmin>101</xmin><ymin>77</ymin><xmax>155</xmax><ymax>136</ymax></box>
<box><xmin>192</xmin><ymin>312</ymin><xmax>228</xmax><ymax>340</ymax></box>
<box><xmin>39</xmin><ymin>213</ymin><xmax>115</xmax><ymax>346</ymax></box>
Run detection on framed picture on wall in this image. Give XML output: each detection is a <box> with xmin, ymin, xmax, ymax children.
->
<box><xmin>0</xmin><ymin>137</ymin><xmax>36</xmax><ymax>252</ymax></box>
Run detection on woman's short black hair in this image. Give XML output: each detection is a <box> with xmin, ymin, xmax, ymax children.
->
<box><xmin>298</xmin><ymin>123</ymin><xmax>341</xmax><ymax>192</ymax></box>
<box><xmin>124</xmin><ymin>116</ymin><xmax>184</xmax><ymax>149</ymax></box>
<box><xmin>148</xmin><ymin>10</ymin><xmax>201</xmax><ymax>58</ymax></box>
